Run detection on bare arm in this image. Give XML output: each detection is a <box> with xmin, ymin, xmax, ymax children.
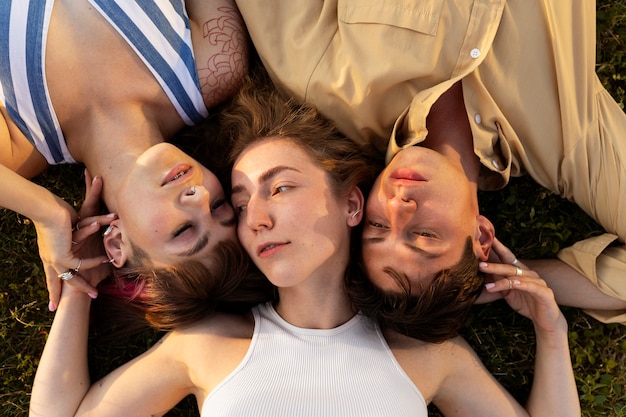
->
<box><xmin>479</xmin><ymin>259</ymin><xmax>580</xmax><ymax>416</ymax></box>
<box><xmin>524</xmin><ymin>258</ymin><xmax>626</xmax><ymax>310</ymax></box>
<box><xmin>30</xmin><ymin>283</ymin><xmax>194</xmax><ymax>417</ymax></box>
<box><xmin>0</xmin><ymin>164</ymin><xmax>109</xmax><ymax>310</ymax></box>
<box><xmin>0</xmin><ymin>163</ymin><xmax>77</xmax><ymax>309</ymax></box>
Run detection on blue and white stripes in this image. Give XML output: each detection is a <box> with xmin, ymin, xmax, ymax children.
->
<box><xmin>89</xmin><ymin>0</ymin><xmax>208</xmax><ymax>124</ymax></box>
<box><xmin>0</xmin><ymin>0</ymin><xmax>207</xmax><ymax>165</ymax></box>
<box><xmin>0</xmin><ymin>0</ymin><xmax>73</xmax><ymax>164</ymax></box>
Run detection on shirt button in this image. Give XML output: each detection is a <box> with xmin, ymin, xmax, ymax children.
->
<box><xmin>474</xmin><ymin>114</ymin><xmax>482</xmax><ymax>124</ymax></box>
<box><xmin>470</xmin><ymin>48</ymin><xmax>481</xmax><ymax>58</ymax></box>
<box><xmin>492</xmin><ymin>160</ymin><xmax>500</xmax><ymax>169</ymax></box>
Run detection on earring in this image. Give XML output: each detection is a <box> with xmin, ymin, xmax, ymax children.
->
<box><xmin>103</xmin><ymin>225</ymin><xmax>115</xmax><ymax>236</ymax></box>
<box><xmin>351</xmin><ymin>209</ymin><xmax>362</xmax><ymax>219</ymax></box>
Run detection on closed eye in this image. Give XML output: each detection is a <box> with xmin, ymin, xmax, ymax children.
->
<box><xmin>368</xmin><ymin>220</ymin><xmax>388</xmax><ymax>229</ymax></box>
<box><xmin>173</xmin><ymin>223</ymin><xmax>192</xmax><ymax>238</ymax></box>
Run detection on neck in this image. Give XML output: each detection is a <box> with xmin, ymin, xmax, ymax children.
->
<box><xmin>423</xmin><ymin>81</ymin><xmax>481</xmax><ymax>190</ymax></box>
<box><xmin>275</xmin><ymin>254</ymin><xmax>356</xmax><ymax>329</ymax></box>
<box><xmin>73</xmin><ymin>109</ymin><xmax>167</xmax><ymax>211</ymax></box>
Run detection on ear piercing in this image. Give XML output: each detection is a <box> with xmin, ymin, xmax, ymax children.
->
<box><xmin>351</xmin><ymin>209</ymin><xmax>362</xmax><ymax>219</ymax></box>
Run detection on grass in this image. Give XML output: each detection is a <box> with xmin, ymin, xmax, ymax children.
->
<box><xmin>1</xmin><ymin>1</ymin><xmax>626</xmax><ymax>415</ymax></box>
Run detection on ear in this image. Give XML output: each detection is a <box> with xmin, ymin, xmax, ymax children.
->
<box><xmin>474</xmin><ymin>215</ymin><xmax>495</xmax><ymax>261</ymax></box>
<box><xmin>103</xmin><ymin>220</ymin><xmax>130</xmax><ymax>268</ymax></box>
<box><xmin>346</xmin><ymin>186</ymin><xmax>365</xmax><ymax>227</ymax></box>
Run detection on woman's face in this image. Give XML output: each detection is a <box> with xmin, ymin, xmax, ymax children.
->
<box><xmin>113</xmin><ymin>143</ymin><xmax>237</xmax><ymax>268</ymax></box>
<box><xmin>231</xmin><ymin>138</ymin><xmax>351</xmax><ymax>287</ymax></box>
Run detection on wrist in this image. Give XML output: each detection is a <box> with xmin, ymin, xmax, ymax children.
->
<box><xmin>534</xmin><ymin>314</ymin><xmax>569</xmax><ymax>350</ymax></box>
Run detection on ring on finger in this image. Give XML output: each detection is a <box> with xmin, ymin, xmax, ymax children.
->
<box><xmin>515</xmin><ymin>266</ymin><xmax>522</xmax><ymax>276</ymax></box>
<box><xmin>75</xmin><ymin>222</ymin><xmax>80</xmax><ymax>231</ymax></box>
<box><xmin>58</xmin><ymin>270</ymin><xmax>75</xmax><ymax>281</ymax></box>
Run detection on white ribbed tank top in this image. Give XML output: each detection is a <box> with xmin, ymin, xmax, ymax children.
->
<box><xmin>201</xmin><ymin>302</ymin><xmax>427</xmax><ymax>416</ymax></box>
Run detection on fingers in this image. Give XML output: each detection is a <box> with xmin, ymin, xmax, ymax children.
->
<box><xmin>72</xmin><ymin>214</ymin><xmax>117</xmax><ymax>242</ymax></box>
<box><xmin>479</xmin><ymin>261</ymin><xmax>537</xmax><ymax>280</ymax></box>
<box><xmin>490</xmin><ymin>238</ymin><xmax>526</xmax><ymax>267</ymax></box>
<box><xmin>45</xmin><ymin>265</ymin><xmax>63</xmax><ymax>312</ymax></box>
<box><xmin>474</xmin><ymin>286</ymin><xmax>505</xmax><ymax>304</ymax></box>
<box><xmin>80</xmin><ymin>172</ymin><xmax>103</xmax><ymax>219</ymax></box>
<box><xmin>61</xmin><ymin>274</ymin><xmax>99</xmax><ymax>299</ymax></box>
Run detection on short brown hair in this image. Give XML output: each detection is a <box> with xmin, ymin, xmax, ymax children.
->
<box><xmin>346</xmin><ymin>237</ymin><xmax>483</xmax><ymax>343</ymax></box>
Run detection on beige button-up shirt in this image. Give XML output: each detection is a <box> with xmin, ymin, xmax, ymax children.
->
<box><xmin>238</xmin><ymin>0</ymin><xmax>626</xmax><ymax>323</ymax></box>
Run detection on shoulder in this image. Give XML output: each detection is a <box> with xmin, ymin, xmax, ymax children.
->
<box><xmin>160</xmin><ymin>311</ymin><xmax>255</xmax><ymax>397</ymax></box>
<box><xmin>384</xmin><ymin>329</ymin><xmax>482</xmax><ymax>403</ymax></box>
<box><xmin>168</xmin><ymin>311</ymin><xmax>255</xmax><ymax>343</ymax></box>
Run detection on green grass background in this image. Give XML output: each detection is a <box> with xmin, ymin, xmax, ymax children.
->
<box><xmin>1</xmin><ymin>1</ymin><xmax>626</xmax><ymax>415</ymax></box>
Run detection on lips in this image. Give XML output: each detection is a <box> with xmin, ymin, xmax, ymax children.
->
<box><xmin>390</xmin><ymin>168</ymin><xmax>426</xmax><ymax>182</ymax></box>
<box><xmin>257</xmin><ymin>242</ymin><xmax>288</xmax><ymax>258</ymax></box>
<box><xmin>162</xmin><ymin>164</ymin><xmax>192</xmax><ymax>186</ymax></box>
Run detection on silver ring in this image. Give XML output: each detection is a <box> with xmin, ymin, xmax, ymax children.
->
<box><xmin>75</xmin><ymin>222</ymin><xmax>80</xmax><ymax>231</ymax></box>
<box><xmin>515</xmin><ymin>266</ymin><xmax>522</xmax><ymax>276</ymax></box>
<box><xmin>507</xmin><ymin>279</ymin><xmax>513</xmax><ymax>290</ymax></box>
<box><xmin>58</xmin><ymin>270</ymin><xmax>75</xmax><ymax>281</ymax></box>
<box><xmin>511</xmin><ymin>258</ymin><xmax>519</xmax><ymax>266</ymax></box>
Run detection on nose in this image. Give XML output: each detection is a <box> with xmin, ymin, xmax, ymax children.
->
<box><xmin>388</xmin><ymin>194</ymin><xmax>417</xmax><ymax>230</ymax></box>
<box><xmin>245</xmin><ymin>198</ymin><xmax>273</xmax><ymax>232</ymax></box>
<box><xmin>180</xmin><ymin>185</ymin><xmax>210</xmax><ymax>210</ymax></box>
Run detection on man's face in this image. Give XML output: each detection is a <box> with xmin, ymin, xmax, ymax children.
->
<box><xmin>362</xmin><ymin>146</ymin><xmax>483</xmax><ymax>294</ymax></box>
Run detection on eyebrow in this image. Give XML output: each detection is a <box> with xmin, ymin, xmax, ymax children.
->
<box><xmin>363</xmin><ymin>236</ymin><xmax>442</xmax><ymax>260</ymax></box>
<box><xmin>231</xmin><ymin>165</ymin><xmax>301</xmax><ymax>196</ymax></box>
<box><xmin>177</xmin><ymin>232</ymin><xmax>210</xmax><ymax>257</ymax></box>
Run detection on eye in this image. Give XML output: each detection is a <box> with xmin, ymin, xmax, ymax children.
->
<box><xmin>235</xmin><ymin>204</ymin><xmax>247</xmax><ymax>214</ymax></box>
<box><xmin>173</xmin><ymin>223</ymin><xmax>193</xmax><ymax>238</ymax></box>
<box><xmin>211</xmin><ymin>198</ymin><xmax>226</xmax><ymax>212</ymax></box>
<box><xmin>367</xmin><ymin>220</ymin><xmax>388</xmax><ymax>229</ymax></box>
<box><xmin>415</xmin><ymin>231</ymin><xmax>437</xmax><ymax>238</ymax></box>
<box><xmin>271</xmin><ymin>185</ymin><xmax>291</xmax><ymax>196</ymax></box>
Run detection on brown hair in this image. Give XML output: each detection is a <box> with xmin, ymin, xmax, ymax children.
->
<box><xmin>93</xmin><ymin>240</ymin><xmax>274</xmax><ymax>336</ymax></box>
<box><xmin>222</xmin><ymin>72</ymin><xmax>382</xmax><ymax>198</ymax></box>
<box><xmin>346</xmin><ymin>237</ymin><xmax>484</xmax><ymax>343</ymax></box>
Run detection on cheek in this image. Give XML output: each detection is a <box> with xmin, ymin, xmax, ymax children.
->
<box><xmin>237</xmin><ymin>223</ymin><xmax>253</xmax><ymax>251</ymax></box>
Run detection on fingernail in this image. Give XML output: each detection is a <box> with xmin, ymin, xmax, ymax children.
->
<box><xmin>48</xmin><ymin>301</ymin><xmax>57</xmax><ymax>311</ymax></box>
<box><xmin>88</xmin><ymin>293</ymin><xmax>98</xmax><ymax>299</ymax></box>
<box><xmin>479</xmin><ymin>262</ymin><xmax>488</xmax><ymax>268</ymax></box>
<box><xmin>90</xmin><ymin>221</ymin><xmax>99</xmax><ymax>227</ymax></box>
<box><xmin>485</xmin><ymin>283</ymin><xmax>495</xmax><ymax>290</ymax></box>
<box><xmin>512</xmin><ymin>280</ymin><xmax>521</xmax><ymax>285</ymax></box>
<box><xmin>106</xmin><ymin>213</ymin><xmax>117</xmax><ymax>218</ymax></box>
<box><xmin>92</xmin><ymin>175</ymin><xmax>97</xmax><ymax>184</ymax></box>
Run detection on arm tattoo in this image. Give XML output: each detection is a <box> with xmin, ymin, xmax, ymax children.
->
<box><xmin>197</xmin><ymin>6</ymin><xmax>248</xmax><ymax>108</ymax></box>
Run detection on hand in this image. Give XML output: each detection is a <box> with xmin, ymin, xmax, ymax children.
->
<box><xmin>37</xmin><ymin>171</ymin><xmax>113</xmax><ymax>311</ymax></box>
<box><xmin>477</xmin><ymin>239</ymin><xmax>566</xmax><ymax>334</ymax></box>
<box><xmin>62</xmin><ymin>171</ymin><xmax>117</xmax><ymax>297</ymax></box>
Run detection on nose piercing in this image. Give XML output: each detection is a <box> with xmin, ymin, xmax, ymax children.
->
<box><xmin>188</xmin><ymin>185</ymin><xmax>197</xmax><ymax>196</ymax></box>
